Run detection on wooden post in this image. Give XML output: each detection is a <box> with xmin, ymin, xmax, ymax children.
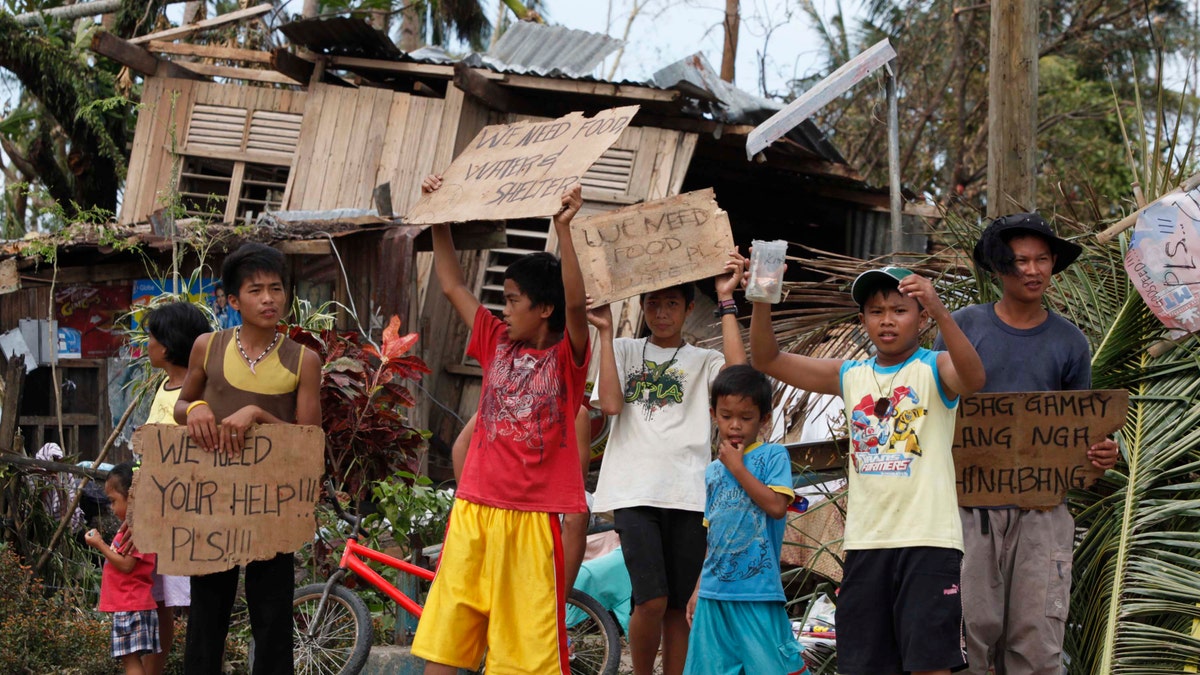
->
<box><xmin>721</xmin><ymin>0</ymin><xmax>740</xmax><ymax>83</ymax></box>
<box><xmin>0</xmin><ymin>356</ymin><xmax>26</xmax><ymax>453</ymax></box>
<box><xmin>986</xmin><ymin>0</ymin><xmax>1038</xmax><ymax>217</ymax></box>
<box><xmin>886</xmin><ymin>64</ymin><xmax>902</xmax><ymax>257</ymax></box>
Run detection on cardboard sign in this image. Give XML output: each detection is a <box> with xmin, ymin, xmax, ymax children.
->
<box><xmin>953</xmin><ymin>391</ymin><xmax>1128</xmax><ymax>508</ymax></box>
<box><xmin>405</xmin><ymin>105</ymin><xmax>639</xmax><ymax>225</ymax></box>
<box><xmin>1125</xmin><ymin>185</ymin><xmax>1200</xmax><ymax>332</ymax></box>
<box><xmin>130</xmin><ymin>424</ymin><xmax>324</xmax><ymax>575</ymax></box>
<box><xmin>570</xmin><ymin>189</ymin><xmax>736</xmax><ymax>305</ymax></box>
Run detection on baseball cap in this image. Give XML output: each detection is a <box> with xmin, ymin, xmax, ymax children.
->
<box><xmin>973</xmin><ymin>212</ymin><xmax>1083</xmax><ymax>274</ymax></box>
<box><xmin>851</xmin><ymin>266</ymin><xmax>914</xmax><ymax>306</ymax></box>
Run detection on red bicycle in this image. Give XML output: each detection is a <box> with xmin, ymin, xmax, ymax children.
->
<box><xmin>293</xmin><ymin>480</ymin><xmax>620</xmax><ymax>675</ymax></box>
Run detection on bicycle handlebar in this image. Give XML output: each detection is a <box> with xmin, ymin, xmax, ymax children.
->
<box><xmin>322</xmin><ymin>477</ymin><xmax>368</xmax><ymax>536</ymax></box>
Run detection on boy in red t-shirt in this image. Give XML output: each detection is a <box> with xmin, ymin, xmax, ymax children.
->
<box><xmin>412</xmin><ymin>175</ymin><xmax>590</xmax><ymax>674</ymax></box>
<box><xmin>86</xmin><ymin>461</ymin><xmax>160</xmax><ymax>675</ymax></box>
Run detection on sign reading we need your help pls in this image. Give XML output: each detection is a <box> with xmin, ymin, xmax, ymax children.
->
<box><xmin>130</xmin><ymin>424</ymin><xmax>324</xmax><ymax>576</ymax></box>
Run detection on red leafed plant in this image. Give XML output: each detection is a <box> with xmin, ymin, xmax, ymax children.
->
<box><xmin>288</xmin><ymin>316</ymin><xmax>432</xmax><ymax>499</ymax></box>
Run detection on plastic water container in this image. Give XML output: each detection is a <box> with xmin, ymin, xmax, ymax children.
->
<box><xmin>745</xmin><ymin>239</ymin><xmax>788</xmax><ymax>303</ymax></box>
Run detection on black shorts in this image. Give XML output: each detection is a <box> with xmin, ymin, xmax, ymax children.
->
<box><xmin>835</xmin><ymin>546</ymin><xmax>967</xmax><ymax>674</ymax></box>
<box><xmin>614</xmin><ymin>506</ymin><xmax>706</xmax><ymax>610</ymax></box>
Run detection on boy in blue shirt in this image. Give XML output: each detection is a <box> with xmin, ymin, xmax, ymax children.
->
<box><xmin>683</xmin><ymin>364</ymin><xmax>807</xmax><ymax>675</ymax></box>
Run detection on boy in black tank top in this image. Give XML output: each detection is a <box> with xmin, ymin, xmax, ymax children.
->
<box><xmin>175</xmin><ymin>243</ymin><xmax>322</xmax><ymax>675</ymax></box>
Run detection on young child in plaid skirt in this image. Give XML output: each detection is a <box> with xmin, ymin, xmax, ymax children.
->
<box><xmin>85</xmin><ymin>461</ymin><xmax>160</xmax><ymax>674</ymax></box>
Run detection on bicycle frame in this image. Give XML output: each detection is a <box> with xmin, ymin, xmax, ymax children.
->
<box><xmin>334</xmin><ymin>535</ymin><xmax>436</xmax><ymax>618</ymax></box>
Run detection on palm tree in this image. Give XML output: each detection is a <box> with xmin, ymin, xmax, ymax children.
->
<box><xmin>0</xmin><ymin>0</ymin><xmax>171</xmax><ymax>226</ymax></box>
<box><xmin>395</xmin><ymin>0</ymin><xmax>547</xmax><ymax>52</ymax></box>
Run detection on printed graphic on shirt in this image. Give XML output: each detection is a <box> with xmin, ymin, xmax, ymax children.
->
<box><xmin>623</xmin><ymin>357</ymin><xmax>686</xmax><ymax>421</ymax></box>
<box><xmin>708</xmin><ymin>453</ymin><xmax>776</xmax><ymax>582</ymax></box>
<box><xmin>849</xmin><ymin>384</ymin><xmax>928</xmax><ymax>476</ymax></box>
<box><xmin>479</xmin><ymin>346</ymin><xmax>565</xmax><ymax>453</ymax></box>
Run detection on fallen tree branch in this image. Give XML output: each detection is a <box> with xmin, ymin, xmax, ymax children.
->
<box><xmin>34</xmin><ymin>387</ymin><xmax>146</xmax><ymax>572</ymax></box>
<box><xmin>0</xmin><ymin>453</ymin><xmax>109</xmax><ymax>480</ymax></box>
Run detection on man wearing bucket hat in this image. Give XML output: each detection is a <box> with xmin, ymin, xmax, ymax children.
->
<box><xmin>934</xmin><ymin>212</ymin><xmax>1119</xmax><ymax>675</ymax></box>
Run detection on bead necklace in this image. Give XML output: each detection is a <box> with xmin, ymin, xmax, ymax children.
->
<box><xmin>236</xmin><ymin>326</ymin><xmax>281</xmax><ymax>375</ymax></box>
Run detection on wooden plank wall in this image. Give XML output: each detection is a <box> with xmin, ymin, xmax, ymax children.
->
<box><xmin>120</xmin><ymin>77</ymin><xmax>308</xmax><ymax>225</ymax></box>
<box><xmin>284</xmin><ymin>84</ymin><xmax>452</xmax><ymax>213</ymax></box>
<box><xmin>0</xmin><ymin>287</ymin><xmax>52</xmax><ymax>333</ymax></box>
<box><xmin>120</xmin><ymin>77</ymin><xmax>196</xmax><ymax>224</ymax></box>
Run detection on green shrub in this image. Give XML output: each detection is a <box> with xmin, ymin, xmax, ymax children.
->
<box><xmin>0</xmin><ymin>546</ymin><xmax>114</xmax><ymax>674</ymax></box>
<box><xmin>0</xmin><ymin>546</ymin><xmax>197</xmax><ymax>674</ymax></box>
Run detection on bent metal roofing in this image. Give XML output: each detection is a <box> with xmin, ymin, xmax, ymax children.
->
<box><xmin>277</xmin><ymin>15</ymin><xmax>844</xmax><ymax>165</ymax></box>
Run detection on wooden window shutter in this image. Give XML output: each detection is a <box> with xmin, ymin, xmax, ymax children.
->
<box><xmin>185</xmin><ymin>105</ymin><xmax>248</xmax><ymax>151</ymax></box>
<box><xmin>246</xmin><ymin>111</ymin><xmax>303</xmax><ymax>156</ymax></box>
<box><xmin>580</xmin><ymin>146</ymin><xmax>635</xmax><ymax>194</ymax></box>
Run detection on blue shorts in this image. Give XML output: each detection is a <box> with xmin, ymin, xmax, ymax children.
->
<box><xmin>683</xmin><ymin>598</ymin><xmax>807</xmax><ymax>675</ymax></box>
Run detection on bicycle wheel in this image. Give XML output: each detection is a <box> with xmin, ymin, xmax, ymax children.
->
<box><xmin>565</xmin><ymin>588</ymin><xmax>620</xmax><ymax>675</ymax></box>
<box><xmin>293</xmin><ymin>582</ymin><xmax>373</xmax><ymax>675</ymax></box>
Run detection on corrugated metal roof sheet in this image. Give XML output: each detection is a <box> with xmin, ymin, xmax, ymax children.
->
<box><xmin>274</xmin><ymin>18</ymin><xmax>844</xmax><ymax>164</ymax></box>
<box><xmin>483</xmin><ymin>21</ymin><xmax>621</xmax><ymax>78</ymax></box>
<box><xmin>653</xmin><ymin>53</ymin><xmax>845</xmax><ymax>164</ymax></box>
<box><xmin>278</xmin><ymin>16</ymin><xmax>400</xmax><ymax>60</ymax></box>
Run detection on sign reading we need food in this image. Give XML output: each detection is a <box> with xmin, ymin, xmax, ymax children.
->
<box><xmin>405</xmin><ymin>105</ymin><xmax>639</xmax><ymax>225</ymax></box>
<box><xmin>130</xmin><ymin>424</ymin><xmax>324</xmax><ymax>575</ymax></box>
<box><xmin>570</xmin><ymin>188</ymin><xmax>736</xmax><ymax>306</ymax></box>
<box><xmin>952</xmin><ymin>390</ymin><xmax>1127</xmax><ymax>509</ymax></box>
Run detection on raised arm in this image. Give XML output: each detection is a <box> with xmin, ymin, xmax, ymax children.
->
<box><xmin>554</xmin><ymin>183</ymin><xmax>588</xmax><ymax>366</ymax></box>
<box><xmin>424</xmin><ymin>174</ymin><xmax>482</xmax><ymax>326</ymax></box>
<box><xmin>897</xmin><ymin>275</ymin><xmax>985</xmax><ymax>397</ymax></box>
<box><xmin>587</xmin><ymin>298</ymin><xmax>624</xmax><ymax>416</ymax></box>
<box><xmin>715</xmin><ymin>250</ymin><xmax>747</xmax><ymax>367</ymax></box>
<box><xmin>749</xmin><ymin>300</ymin><xmax>842</xmax><ymax>396</ymax></box>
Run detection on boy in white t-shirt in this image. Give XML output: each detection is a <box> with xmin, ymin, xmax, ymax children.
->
<box><xmin>586</xmin><ymin>252</ymin><xmax>745</xmax><ymax>675</ymax></box>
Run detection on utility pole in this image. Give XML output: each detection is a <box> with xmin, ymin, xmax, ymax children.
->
<box><xmin>720</xmin><ymin>0</ymin><xmax>739</xmax><ymax>82</ymax></box>
<box><xmin>986</xmin><ymin>0</ymin><xmax>1038</xmax><ymax>217</ymax></box>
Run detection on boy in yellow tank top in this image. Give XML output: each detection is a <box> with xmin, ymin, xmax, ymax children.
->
<box><xmin>749</xmin><ymin>266</ymin><xmax>986</xmax><ymax>675</ymax></box>
<box><xmin>174</xmin><ymin>243</ymin><xmax>322</xmax><ymax>675</ymax></box>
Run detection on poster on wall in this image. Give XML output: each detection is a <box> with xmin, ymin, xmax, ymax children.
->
<box><xmin>130</xmin><ymin>278</ymin><xmax>241</xmax><ymax>330</ymax></box>
<box><xmin>55</xmin><ymin>285</ymin><xmax>132</xmax><ymax>359</ymax></box>
<box><xmin>1125</xmin><ymin>186</ymin><xmax>1200</xmax><ymax>333</ymax></box>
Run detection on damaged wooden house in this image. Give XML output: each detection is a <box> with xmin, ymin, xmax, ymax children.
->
<box><xmin>0</xmin><ymin>8</ymin><xmax>934</xmax><ymax>469</ymax></box>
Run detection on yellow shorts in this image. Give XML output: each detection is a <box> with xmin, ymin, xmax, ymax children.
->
<box><xmin>411</xmin><ymin>499</ymin><xmax>568</xmax><ymax>674</ymax></box>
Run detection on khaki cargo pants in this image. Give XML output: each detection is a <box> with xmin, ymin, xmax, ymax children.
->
<box><xmin>959</xmin><ymin>505</ymin><xmax>1074</xmax><ymax>675</ymax></box>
